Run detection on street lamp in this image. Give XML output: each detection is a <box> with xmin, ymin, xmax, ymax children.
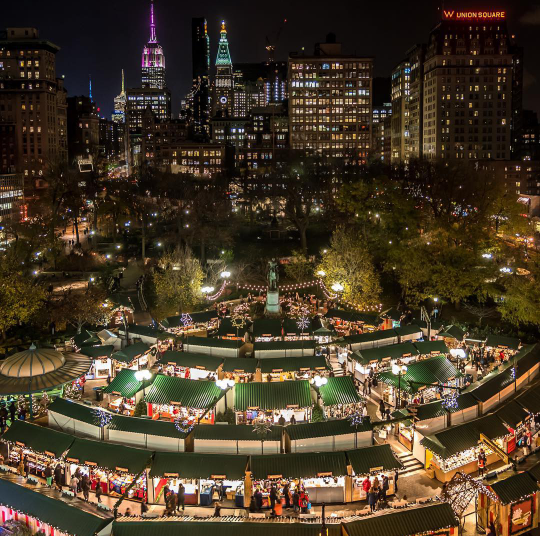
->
<box><xmin>220</xmin><ymin>271</ymin><xmax>231</xmax><ymax>279</ymax></box>
<box><xmin>331</xmin><ymin>283</ymin><xmax>344</xmax><ymax>293</ymax></box>
<box><xmin>317</xmin><ymin>270</ymin><xmax>326</xmax><ymax>277</ymax></box>
<box><xmin>201</xmin><ymin>286</ymin><xmax>215</xmax><ymax>294</ymax></box>
<box><xmin>134</xmin><ymin>369</ymin><xmax>152</xmax><ymax>397</ymax></box>
<box><xmin>392</xmin><ymin>364</ymin><xmax>407</xmax><ymax>409</ymax></box>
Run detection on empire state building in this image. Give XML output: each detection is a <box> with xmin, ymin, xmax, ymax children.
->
<box><xmin>141</xmin><ymin>0</ymin><xmax>166</xmax><ymax>89</ymax></box>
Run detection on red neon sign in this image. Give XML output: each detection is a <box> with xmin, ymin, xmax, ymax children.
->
<box><xmin>443</xmin><ymin>10</ymin><xmax>506</xmax><ymax>20</ymax></box>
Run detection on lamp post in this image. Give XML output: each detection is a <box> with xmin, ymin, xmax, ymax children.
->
<box><xmin>392</xmin><ymin>364</ymin><xmax>407</xmax><ymax>409</ymax></box>
<box><xmin>134</xmin><ymin>369</ymin><xmax>152</xmax><ymax>397</ymax></box>
<box><xmin>331</xmin><ymin>282</ymin><xmax>344</xmax><ymax>307</ymax></box>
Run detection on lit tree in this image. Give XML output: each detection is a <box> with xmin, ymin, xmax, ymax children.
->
<box><xmin>498</xmin><ymin>266</ymin><xmax>540</xmax><ymax>328</ymax></box>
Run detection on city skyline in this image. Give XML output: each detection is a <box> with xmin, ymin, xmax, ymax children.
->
<box><xmin>3</xmin><ymin>0</ymin><xmax>540</xmax><ymax>116</ymax></box>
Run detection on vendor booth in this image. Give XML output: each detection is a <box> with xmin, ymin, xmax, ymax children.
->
<box><xmin>347</xmin><ymin>444</ymin><xmax>402</xmax><ymax>501</ymax></box>
<box><xmin>2</xmin><ymin>421</ymin><xmax>74</xmax><ymax>482</ymax></box>
<box><xmin>494</xmin><ymin>400</ymin><xmax>530</xmax><ymax>454</ymax></box>
<box><xmin>259</xmin><ymin>356</ymin><xmax>329</xmax><ymax>382</ymax></box>
<box><xmin>234</xmin><ymin>381</ymin><xmax>313</xmax><ymax>424</ymax></box>
<box><xmin>183</xmin><ymin>336</ymin><xmax>245</xmax><ymax>358</ymax></box>
<box><xmin>101</xmin><ymin>368</ymin><xmax>147</xmax><ymax>414</ymax></box>
<box><xmin>394</xmin><ymin>325</ymin><xmax>423</xmax><ymax>343</ymax></box>
<box><xmin>414</xmin><ymin>341</ymin><xmax>450</xmax><ymax>357</ymax></box>
<box><xmin>48</xmin><ymin>398</ymin><xmax>103</xmax><ymax>440</ymax></box>
<box><xmin>311</xmin><ymin>317</ymin><xmax>335</xmax><ymax>344</ymax></box>
<box><xmin>221</xmin><ymin>357</ymin><xmax>258</xmax><ymax>382</ymax></box>
<box><xmin>516</xmin><ymin>387</ymin><xmax>540</xmax><ymax>430</ymax></box>
<box><xmin>448</xmin><ymin>393</ymin><xmax>479</xmax><ymax>425</ymax></box>
<box><xmin>438</xmin><ymin>325</ymin><xmax>466</xmax><ymax>346</ymax></box>
<box><xmin>379</xmin><ymin>308</ymin><xmax>403</xmax><ymax>330</ymax></box>
<box><xmin>120</xmin><ymin>325</ymin><xmax>169</xmax><ymax>346</ymax></box>
<box><xmin>144</xmin><ymin>374</ymin><xmax>227</xmax><ymax>424</ymax></box>
<box><xmin>342</xmin><ymin>330</ymin><xmax>398</xmax><ymax>352</ymax></box>
<box><xmin>157</xmin><ymin>351</ymin><xmax>222</xmax><ymax>380</ymax></box>
<box><xmin>215</xmin><ymin>317</ymin><xmax>249</xmax><ymax>340</ymax></box>
<box><xmin>193</xmin><ymin>424</ymin><xmax>282</xmax><ymax>454</ymax></box>
<box><xmin>160</xmin><ymin>311</ymin><xmax>219</xmax><ymax>336</ymax></box>
<box><xmin>484</xmin><ymin>334</ymin><xmax>521</xmax><ymax>353</ymax></box>
<box><xmin>80</xmin><ymin>345</ymin><xmax>115</xmax><ymax>379</ymax></box>
<box><xmin>111</xmin><ymin>342</ymin><xmax>153</xmax><ymax>371</ymax></box>
<box><xmin>282</xmin><ymin>318</ymin><xmax>314</xmax><ymax>341</ymax></box>
<box><xmin>286</xmin><ymin>418</ymin><xmax>373</xmax><ymax>452</ymax></box>
<box><xmin>479</xmin><ymin>471</ymin><xmax>539</xmax><ymax>536</ymax></box>
<box><xmin>352</xmin><ymin>343</ymin><xmax>419</xmax><ymax>377</ymax></box>
<box><xmin>108</xmin><ymin>414</ymin><xmax>187</xmax><ymax>451</ymax></box>
<box><xmin>65</xmin><ymin>437</ymin><xmax>152</xmax><ymax>502</ymax></box>
<box><xmin>72</xmin><ymin>329</ymin><xmax>101</xmax><ymax>351</ymax></box>
<box><xmin>468</xmin><ymin>366</ymin><xmax>517</xmax><ymax>414</ymax></box>
<box><xmin>149</xmin><ymin>451</ymin><xmax>248</xmax><ymax>507</ymax></box>
<box><xmin>249</xmin><ymin>451</ymin><xmax>349</xmax><ymax>505</ymax></box>
<box><xmin>317</xmin><ymin>376</ymin><xmax>363</xmax><ymax>419</ymax></box>
<box><xmin>0</xmin><ymin>479</ymin><xmax>112</xmax><ymax>536</ymax></box>
<box><xmin>252</xmin><ymin>319</ymin><xmax>283</xmax><ymax>342</ymax></box>
<box><xmin>325</xmin><ymin>309</ymin><xmax>379</xmax><ymax>336</ymax></box>
<box><xmin>408</xmin><ymin>319</ymin><xmax>444</xmax><ymax>340</ymax></box>
<box><xmin>253</xmin><ymin>340</ymin><xmax>316</xmax><ymax>359</ymax></box>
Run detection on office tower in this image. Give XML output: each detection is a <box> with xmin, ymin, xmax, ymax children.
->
<box><xmin>372</xmin><ymin>103</ymin><xmax>392</xmax><ymax>162</ymax></box>
<box><xmin>391</xmin><ymin>61</ymin><xmax>410</xmax><ymax>163</ymax></box>
<box><xmin>0</xmin><ymin>27</ymin><xmax>67</xmax><ymax>191</ymax></box>
<box><xmin>406</xmin><ymin>44</ymin><xmax>425</xmax><ymax>160</ymax></box>
<box><xmin>191</xmin><ymin>18</ymin><xmax>210</xmax><ymax>140</ymax></box>
<box><xmin>141</xmin><ymin>0</ymin><xmax>166</xmax><ymax>89</ymax></box>
<box><xmin>517</xmin><ymin>110</ymin><xmax>540</xmax><ymax>160</ymax></box>
<box><xmin>289</xmin><ymin>33</ymin><xmax>373</xmax><ymax>161</ymax></box>
<box><xmin>422</xmin><ymin>10</ymin><xmax>520</xmax><ymax>160</ymax></box>
<box><xmin>0</xmin><ymin>173</ymin><xmax>24</xmax><ymax>225</ymax></box>
<box><xmin>67</xmin><ymin>95</ymin><xmax>99</xmax><ymax>163</ymax></box>
<box><xmin>112</xmin><ymin>70</ymin><xmax>126</xmax><ymax>123</ymax></box>
<box><xmin>98</xmin><ymin>118</ymin><xmax>124</xmax><ymax>163</ymax></box>
<box><xmin>212</xmin><ymin>21</ymin><xmax>234</xmax><ymax>117</ymax></box>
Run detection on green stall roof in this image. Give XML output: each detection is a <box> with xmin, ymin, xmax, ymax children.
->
<box><xmin>527</xmin><ymin>461</ymin><xmax>540</xmax><ymax>483</ymax></box>
<box><xmin>287</xmin><ymin>418</ymin><xmax>372</xmax><ymax>441</ymax></box>
<box><xmin>342</xmin><ymin>330</ymin><xmax>398</xmax><ymax>346</ymax></box>
<box><xmin>73</xmin><ymin>329</ymin><xmax>100</xmax><ymax>349</ymax></box>
<box><xmin>111</xmin><ymin>342</ymin><xmax>150</xmax><ymax>364</ymax></box>
<box><xmin>282</xmin><ymin>318</ymin><xmax>313</xmax><ymax>336</ymax></box>
<box><xmin>343</xmin><ymin>503</ymin><xmax>458</xmax><ymax>536</ymax></box>
<box><xmin>48</xmin><ymin>397</ymin><xmax>99</xmax><ymax>426</ymax></box>
<box><xmin>150</xmin><ymin>452</ymin><xmax>248</xmax><ymax>480</ymax></box>
<box><xmin>394</xmin><ymin>325</ymin><xmax>423</xmax><ymax>337</ymax></box>
<box><xmin>516</xmin><ymin>387</ymin><xmax>540</xmax><ymax>414</ymax></box>
<box><xmin>325</xmin><ymin>309</ymin><xmax>379</xmax><ymax>325</ymax></box>
<box><xmin>1</xmin><ymin>420</ymin><xmax>74</xmax><ymax>458</ymax></box>
<box><xmin>185</xmin><ymin>336</ymin><xmax>244</xmax><ymax>349</ymax></box>
<box><xmin>0</xmin><ymin>479</ymin><xmax>112</xmax><ymax>536</ymax></box>
<box><xmin>161</xmin><ymin>310</ymin><xmax>218</xmax><ymax>329</ymax></box>
<box><xmin>318</xmin><ymin>376</ymin><xmax>362</xmax><ymax>406</ymax></box>
<box><xmin>108</xmin><ymin>293</ymin><xmax>134</xmax><ymax>310</ymax></box>
<box><xmin>468</xmin><ymin>369</ymin><xmax>514</xmax><ymax>402</ymax></box>
<box><xmin>65</xmin><ymin>437</ymin><xmax>152</xmax><ymax>474</ymax></box>
<box><xmin>489</xmin><ymin>471</ymin><xmax>539</xmax><ymax>505</ymax></box>
<box><xmin>111</xmin><ymin>521</ymin><xmax>341</xmax><ymax>536</ymax></box>
<box><xmin>254</xmin><ymin>340</ymin><xmax>317</xmax><ymax>352</ymax></box>
<box><xmin>101</xmin><ymin>369</ymin><xmax>145</xmax><ymax>398</ymax></box>
<box><xmin>252</xmin><ymin>319</ymin><xmax>283</xmax><ymax>338</ymax></box>
<box><xmin>414</xmin><ymin>400</ymin><xmax>447</xmax><ymax>421</ymax></box>
<box><xmin>259</xmin><ymin>356</ymin><xmax>328</xmax><ymax>373</ymax></box>
<box><xmin>123</xmin><ymin>325</ymin><xmax>168</xmax><ymax>340</ymax></box>
<box><xmin>250</xmin><ymin>451</ymin><xmax>348</xmax><ymax>479</ymax></box>
<box><xmin>439</xmin><ymin>325</ymin><xmax>466</xmax><ymax>341</ymax></box>
<box><xmin>346</xmin><ymin>444</ymin><xmax>403</xmax><ymax>475</ymax></box>
<box><xmin>234</xmin><ymin>381</ymin><xmax>313</xmax><ymax>411</ymax></box>
<box><xmin>355</xmin><ymin>343</ymin><xmax>419</xmax><ymax>365</ymax></box>
<box><xmin>222</xmin><ymin>357</ymin><xmax>258</xmax><ymax>374</ymax></box>
<box><xmin>144</xmin><ymin>375</ymin><xmax>224</xmax><ymax>409</ymax></box>
<box><xmin>193</xmin><ymin>424</ymin><xmax>283</xmax><ymax>442</ymax></box>
<box><xmin>80</xmin><ymin>345</ymin><xmax>115</xmax><ymax>359</ymax></box>
<box><xmin>158</xmin><ymin>350</ymin><xmax>223</xmax><ymax>371</ymax></box>
<box><xmin>485</xmin><ymin>334</ymin><xmax>520</xmax><ymax>350</ymax></box>
<box><xmin>109</xmin><ymin>414</ymin><xmax>189</xmax><ymax>439</ymax></box>
<box><xmin>414</xmin><ymin>341</ymin><xmax>450</xmax><ymax>355</ymax></box>
<box><xmin>494</xmin><ymin>400</ymin><xmax>529</xmax><ymax>429</ymax></box>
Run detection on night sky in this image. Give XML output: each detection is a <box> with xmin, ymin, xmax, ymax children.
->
<box><xmin>3</xmin><ymin>0</ymin><xmax>540</xmax><ymax>116</ymax></box>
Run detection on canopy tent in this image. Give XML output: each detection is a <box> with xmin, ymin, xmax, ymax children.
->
<box><xmin>234</xmin><ymin>381</ymin><xmax>313</xmax><ymax>411</ymax></box>
<box><xmin>1</xmin><ymin>420</ymin><xmax>74</xmax><ymax>458</ymax></box>
<box><xmin>48</xmin><ymin>397</ymin><xmax>99</xmax><ymax>427</ymax></box>
<box><xmin>493</xmin><ymin>400</ymin><xmax>529</xmax><ymax>429</ymax></box>
<box><xmin>120</xmin><ymin>325</ymin><xmax>168</xmax><ymax>344</ymax></box>
<box><xmin>318</xmin><ymin>376</ymin><xmax>362</xmax><ymax>406</ymax></box>
<box><xmin>101</xmin><ymin>369</ymin><xmax>145</xmax><ymax>398</ymax></box>
<box><xmin>258</xmin><ymin>356</ymin><xmax>329</xmax><ymax>374</ymax></box>
<box><xmin>253</xmin><ymin>340</ymin><xmax>316</xmax><ymax>358</ymax></box>
<box><xmin>516</xmin><ymin>387</ymin><xmax>540</xmax><ymax>414</ymax></box>
<box><xmin>97</xmin><ymin>329</ymin><xmax>119</xmax><ymax>345</ymax></box>
<box><xmin>394</xmin><ymin>324</ymin><xmax>423</xmax><ymax>341</ymax></box>
<box><xmin>111</xmin><ymin>342</ymin><xmax>150</xmax><ymax>364</ymax></box>
<box><xmin>150</xmin><ymin>451</ymin><xmax>248</xmax><ymax>480</ymax></box>
<box><xmin>252</xmin><ymin>318</ymin><xmax>283</xmax><ymax>339</ymax></box>
<box><xmin>377</xmin><ymin>356</ymin><xmax>460</xmax><ymax>394</ymax></box>
<box><xmin>485</xmin><ymin>334</ymin><xmax>520</xmax><ymax>351</ymax></box>
<box><xmin>414</xmin><ymin>341</ymin><xmax>450</xmax><ymax>356</ymax></box>
<box><xmin>354</xmin><ymin>343</ymin><xmax>419</xmax><ymax>366</ymax></box>
<box><xmin>73</xmin><ymin>329</ymin><xmax>101</xmax><ymax>349</ymax></box>
<box><xmin>144</xmin><ymin>375</ymin><xmax>225</xmax><ymax>409</ymax></box>
<box><xmin>221</xmin><ymin>357</ymin><xmax>258</xmax><ymax>374</ymax></box>
<box><xmin>158</xmin><ymin>351</ymin><xmax>223</xmax><ymax>372</ymax></box>
<box><xmin>346</xmin><ymin>444</ymin><xmax>403</xmax><ymax>475</ymax></box>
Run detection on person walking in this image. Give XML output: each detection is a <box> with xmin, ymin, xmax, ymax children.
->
<box><xmin>381</xmin><ymin>474</ymin><xmax>389</xmax><ymax>502</ymax></box>
<box><xmin>255</xmin><ymin>488</ymin><xmax>263</xmax><ymax>511</ymax></box>
<box><xmin>18</xmin><ymin>456</ymin><xmax>25</xmax><ymax>477</ymax></box>
<box><xmin>368</xmin><ymin>486</ymin><xmax>378</xmax><ymax>512</ymax></box>
<box><xmin>362</xmin><ymin>476</ymin><xmax>371</xmax><ymax>497</ymax></box>
<box><xmin>70</xmin><ymin>474</ymin><xmax>79</xmax><ymax>496</ymax></box>
<box><xmin>269</xmin><ymin>485</ymin><xmax>278</xmax><ymax>515</ymax></box>
<box><xmin>95</xmin><ymin>481</ymin><xmax>103</xmax><ymax>503</ymax></box>
<box><xmin>213</xmin><ymin>501</ymin><xmax>221</xmax><ymax>517</ymax></box>
<box><xmin>81</xmin><ymin>475</ymin><xmax>90</xmax><ymax>501</ymax></box>
<box><xmin>379</xmin><ymin>400</ymin><xmax>386</xmax><ymax>419</ymax></box>
<box><xmin>44</xmin><ymin>464</ymin><xmax>53</xmax><ymax>488</ymax></box>
<box><xmin>54</xmin><ymin>464</ymin><xmax>63</xmax><ymax>491</ymax></box>
<box><xmin>394</xmin><ymin>469</ymin><xmax>399</xmax><ymax>493</ymax></box>
<box><xmin>283</xmin><ymin>482</ymin><xmax>291</xmax><ymax>509</ymax></box>
<box><xmin>177</xmin><ymin>483</ymin><xmax>185</xmax><ymax>512</ymax></box>
<box><xmin>292</xmin><ymin>489</ymin><xmax>300</xmax><ymax>513</ymax></box>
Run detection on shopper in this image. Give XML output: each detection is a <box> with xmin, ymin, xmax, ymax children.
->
<box><xmin>381</xmin><ymin>474</ymin><xmax>389</xmax><ymax>502</ymax></box>
<box><xmin>269</xmin><ymin>485</ymin><xmax>277</xmax><ymax>515</ymax></box>
<box><xmin>255</xmin><ymin>488</ymin><xmax>263</xmax><ymax>511</ymax></box>
<box><xmin>82</xmin><ymin>475</ymin><xmax>90</xmax><ymax>501</ymax></box>
<box><xmin>213</xmin><ymin>501</ymin><xmax>221</xmax><ymax>517</ymax></box>
<box><xmin>478</xmin><ymin>449</ymin><xmax>487</xmax><ymax>477</ymax></box>
<box><xmin>368</xmin><ymin>486</ymin><xmax>378</xmax><ymax>512</ymax></box>
<box><xmin>283</xmin><ymin>482</ymin><xmax>291</xmax><ymax>509</ymax></box>
<box><xmin>70</xmin><ymin>474</ymin><xmax>79</xmax><ymax>496</ymax></box>
<box><xmin>362</xmin><ymin>476</ymin><xmax>371</xmax><ymax>495</ymax></box>
<box><xmin>44</xmin><ymin>464</ymin><xmax>53</xmax><ymax>488</ymax></box>
<box><xmin>177</xmin><ymin>483</ymin><xmax>185</xmax><ymax>512</ymax></box>
<box><xmin>292</xmin><ymin>489</ymin><xmax>300</xmax><ymax>513</ymax></box>
<box><xmin>95</xmin><ymin>481</ymin><xmax>103</xmax><ymax>503</ymax></box>
<box><xmin>54</xmin><ymin>464</ymin><xmax>63</xmax><ymax>490</ymax></box>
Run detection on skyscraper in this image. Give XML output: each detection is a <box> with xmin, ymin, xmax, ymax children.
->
<box><xmin>190</xmin><ymin>18</ymin><xmax>210</xmax><ymax>140</ymax></box>
<box><xmin>112</xmin><ymin>69</ymin><xmax>126</xmax><ymax>124</ymax></box>
<box><xmin>212</xmin><ymin>21</ymin><xmax>234</xmax><ymax>117</ymax></box>
<box><xmin>141</xmin><ymin>0</ymin><xmax>166</xmax><ymax>89</ymax></box>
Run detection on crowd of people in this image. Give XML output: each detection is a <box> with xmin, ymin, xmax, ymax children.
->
<box><xmin>250</xmin><ymin>482</ymin><xmax>311</xmax><ymax>516</ymax></box>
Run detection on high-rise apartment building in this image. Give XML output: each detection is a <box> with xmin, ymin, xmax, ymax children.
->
<box><xmin>212</xmin><ymin>21</ymin><xmax>234</xmax><ymax>117</ymax></box>
<box><xmin>422</xmin><ymin>10</ymin><xmax>520</xmax><ymax>161</ymax></box>
<box><xmin>67</xmin><ymin>95</ymin><xmax>99</xmax><ymax>163</ymax></box>
<box><xmin>0</xmin><ymin>173</ymin><xmax>24</xmax><ymax>225</ymax></box>
<box><xmin>0</xmin><ymin>28</ymin><xmax>67</xmax><ymax>191</ymax></box>
<box><xmin>190</xmin><ymin>18</ymin><xmax>210</xmax><ymax>140</ymax></box>
<box><xmin>112</xmin><ymin>69</ymin><xmax>126</xmax><ymax>124</ymax></box>
<box><xmin>288</xmin><ymin>34</ymin><xmax>373</xmax><ymax>161</ymax></box>
<box><xmin>372</xmin><ymin>103</ymin><xmax>392</xmax><ymax>162</ymax></box>
<box><xmin>391</xmin><ymin>61</ymin><xmax>410</xmax><ymax>163</ymax></box>
<box><xmin>141</xmin><ymin>0</ymin><xmax>166</xmax><ymax>89</ymax></box>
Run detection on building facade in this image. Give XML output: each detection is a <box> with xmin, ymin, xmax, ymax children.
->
<box><xmin>189</xmin><ymin>17</ymin><xmax>210</xmax><ymax>140</ymax></box>
<box><xmin>391</xmin><ymin>61</ymin><xmax>410</xmax><ymax>163</ymax></box>
<box><xmin>372</xmin><ymin>103</ymin><xmax>392</xmax><ymax>162</ymax></box>
<box><xmin>212</xmin><ymin>21</ymin><xmax>234</xmax><ymax>117</ymax></box>
<box><xmin>0</xmin><ymin>172</ymin><xmax>24</xmax><ymax>225</ymax></box>
<box><xmin>67</xmin><ymin>95</ymin><xmax>99</xmax><ymax>163</ymax></box>
<box><xmin>141</xmin><ymin>0</ymin><xmax>166</xmax><ymax>89</ymax></box>
<box><xmin>0</xmin><ymin>27</ymin><xmax>67</xmax><ymax>191</ymax></box>
<box><xmin>288</xmin><ymin>34</ymin><xmax>373</xmax><ymax>161</ymax></box>
<box><xmin>112</xmin><ymin>69</ymin><xmax>126</xmax><ymax>124</ymax></box>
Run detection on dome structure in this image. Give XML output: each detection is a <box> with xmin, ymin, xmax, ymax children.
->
<box><xmin>0</xmin><ymin>344</ymin><xmax>66</xmax><ymax>378</ymax></box>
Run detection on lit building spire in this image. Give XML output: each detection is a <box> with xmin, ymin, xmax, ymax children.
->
<box><xmin>121</xmin><ymin>69</ymin><xmax>125</xmax><ymax>94</ymax></box>
<box><xmin>149</xmin><ymin>0</ymin><xmax>157</xmax><ymax>42</ymax></box>
<box><xmin>216</xmin><ymin>20</ymin><xmax>232</xmax><ymax>66</ymax></box>
<box><xmin>89</xmin><ymin>74</ymin><xmax>92</xmax><ymax>100</ymax></box>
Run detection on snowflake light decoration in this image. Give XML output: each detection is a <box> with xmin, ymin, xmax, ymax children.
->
<box><xmin>441</xmin><ymin>390</ymin><xmax>459</xmax><ymax>410</ymax></box>
<box><xmin>510</xmin><ymin>366</ymin><xmax>516</xmax><ymax>380</ymax></box>
<box><xmin>93</xmin><ymin>408</ymin><xmax>113</xmax><ymax>428</ymax></box>
<box><xmin>174</xmin><ymin>415</ymin><xmax>195</xmax><ymax>434</ymax></box>
<box><xmin>348</xmin><ymin>412</ymin><xmax>364</xmax><ymax>427</ymax></box>
<box><xmin>180</xmin><ymin>313</ymin><xmax>193</xmax><ymax>327</ymax></box>
<box><xmin>253</xmin><ymin>419</ymin><xmax>272</xmax><ymax>437</ymax></box>
<box><xmin>231</xmin><ymin>315</ymin><xmax>246</xmax><ymax>329</ymax></box>
<box><xmin>296</xmin><ymin>316</ymin><xmax>310</xmax><ymax>332</ymax></box>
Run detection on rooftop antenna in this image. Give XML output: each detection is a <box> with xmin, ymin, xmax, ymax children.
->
<box><xmin>89</xmin><ymin>74</ymin><xmax>92</xmax><ymax>100</ymax></box>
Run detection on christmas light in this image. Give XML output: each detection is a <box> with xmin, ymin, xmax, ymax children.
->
<box><xmin>441</xmin><ymin>391</ymin><xmax>459</xmax><ymax>410</ymax></box>
<box><xmin>174</xmin><ymin>415</ymin><xmax>195</xmax><ymax>434</ymax></box>
<box><xmin>348</xmin><ymin>412</ymin><xmax>364</xmax><ymax>427</ymax></box>
<box><xmin>180</xmin><ymin>313</ymin><xmax>193</xmax><ymax>327</ymax></box>
<box><xmin>297</xmin><ymin>316</ymin><xmax>310</xmax><ymax>332</ymax></box>
<box><xmin>93</xmin><ymin>408</ymin><xmax>113</xmax><ymax>428</ymax></box>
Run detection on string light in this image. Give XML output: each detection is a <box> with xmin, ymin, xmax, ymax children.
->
<box><xmin>206</xmin><ymin>281</ymin><xmax>228</xmax><ymax>301</ymax></box>
<box><xmin>180</xmin><ymin>313</ymin><xmax>193</xmax><ymax>327</ymax></box>
<box><xmin>297</xmin><ymin>316</ymin><xmax>310</xmax><ymax>332</ymax></box>
<box><xmin>174</xmin><ymin>414</ymin><xmax>196</xmax><ymax>434</ymax></box>
<box><xmin>348</xmin><ymin>412</ymin><xmax>364</xmax><ymax>427</ymax></box>
<box><xmin>441</xmin><ymin>391</ymin><xmax>459</xmax><ymax>410</ymax></box>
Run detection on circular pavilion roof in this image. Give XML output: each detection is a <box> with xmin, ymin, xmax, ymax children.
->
<box><xmin>0</xmin><ymin>345</ymin><xmax>66</xmax><ymax>378</ymax></box>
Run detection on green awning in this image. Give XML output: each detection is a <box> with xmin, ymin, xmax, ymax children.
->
<box><xmin>193</xmin><ymin>424</ymin><xmax>283</xmax><ymax>442</ymax></box>
<box><xmin>468</xmin><ymin>369</ymin><xmax>514</xmax><ymax>402</ymax></box>
<box><xmin>343</xmin><ymin>503</ymin><xmax>458</xmax><ymax>536</ymax></box>
<box><xmin>1</xmin><ymin>420</ymin><xmax>74</xmax><ymax>458</ymax></box>
<box><xmin>111</xmin><ymin>342</ymin><xmax>150</xmax><ymax>364</ymax></box>
<box><xmin>234</xmin><ymin>381</ymin><xmax>313</xmax><ymax>411</ymax></box>
<box><xmin>185</xmin><ymin>336</ymin><xmax>244</xmax><ymax>349</ymax></box>
<box><xmin>439</xmin><ymin>325</ymin><xmax>466</xmax><ymax>341</ymax></box>
<box><xmin>394</xmin><ymin>325</ymin><xmax>423</xmax><ymax>337</ymax></box>
<box><xmin>318</xmin><ymin>376</ymin><xmax>362</xmax><ymax>406</ymax></box>
<box><xmin>346</xmin><ymin>444</ymin><xmax>403</xmax><ymax>475</ymax></box>
<box><xmin>109</xmin><ymin>414</ymin><xmax>189</xmax><ymax>439</ymax></box>
<box><xmin>250</xmin><ymin>451</ymin><xmax>348</xmax><ymax>479</ymax></box>
<box><xmin>158</xmin><ymin>351</ymin><xmax>223</xmax><ymax>372</ymax></box>
<box><xmin>108</xmin><ymin>294</ymin><xmax>134</xmax><ymax>311</ymax></box>
<box><xmin>354</xmin><ymin>343</ymin><xmax>419</xmax><ymax>365</ymax></box>
<box><xmin>65</xmin><ymin>438</ymin><xmax>152</xmax><ymax>474</ymax></box>
<box><xmin>73</xmin><ymin>330</ymin><xmax>100</xmax><ymax>349</ymax></box>
<box><xmin>101</xmin><ymin>369</ymin><xmax>145</xmax><ymax>398</ymax></box>
<box><xmin>494</xmin><ymin>400</ymin><xmax>529</xmax><ymax>428</ymax></box>
<box><xmin>283</xmin><ymin>318</ymin><xmax>313</xmax><ymax>336</ymax></box>
<box><xmin>286</xmin><ymin>418</ymin><xmax>372</xmax><ymax>440</ymax></box>
<box><xmin>252</xmin><ymin>318</ymin><xmax>283</xmax><ymax>338</ymax></box>
<box><xmin>150</xmin><ymin>452</ymin><xmax>248</xmax><ymax>480</ymax></box>
<box><xmin>161</xmin><ymin>310</ymin><xmax>218</xmax><ymax>329</ymax></box>
<box><xmin>485</xmin><ymin>334</ymin><xmax>520</xmax><ymax>350</ymax></box>
<box><xmin>222</xmin><ymin>357</ymin><xmax>258</xmax><ymax>374</ymax></box>
<box><xmin>414</xmin><ymin>400</ymin><xmax>447</xmax><ymax>421</ymax></box>
<box><xmin>0</xmin><ymin>479</ymin><xmax>112</xmax><ymax>536</ymax></box>
<box><xmin>122</xmin><ymin>325</ymin><xmax>168</xmax><ymax>340</ymax></box>
<box><xmin>80</xmin><ymin>345</ymin><xmax>115</xmax><ymax>359</ymax></box>
<box><xmin>144</xmin><ymin>374</ymin><xmax>224</xmax><ymax>409</ymax></box>
<box><xmin>414</xmin><ymin>341</ymin><xmax>450</xmax><ymax>355</ymax></box>
<box><xmin>48</xmin><ymin>397</ymin><xmax>99</xmax><ymax>426</ymax></box>
<box><xmin>516</xmin><ymin>386</ymin><xmax>540</xmax><ymax>414</ymax></box>
<box><xmin>259</xmin><ymin>356</ymin><xmax>329</xmax><ymax>373</ymax></box>
<box><xmin>254</xmin><ymin>340</ymin><xmax>317</xmax><ymax>352</ymax></box>
<box><xmin>342</xmin><ymin>330</ymin><xmax>398</xmax><ymax>346</ymax></box>
<box><xmin>490</xmin><ymin>472</ymin><xmax>539</xmax><ymax>505</ymax></box>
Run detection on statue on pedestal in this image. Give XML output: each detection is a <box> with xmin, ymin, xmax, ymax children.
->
<box><xmin>265</xmin><ymin>259</ymin><xmax>280</xmax><ymax>315</ymax></box>
<box><xmin>267</xmin><ymin>259</ymin><xmax>279</xmax><ymax>291</ymax></box>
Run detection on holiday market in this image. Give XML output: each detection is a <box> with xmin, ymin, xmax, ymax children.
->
<box><xmin>259</xmin><ymin>356</ymin><xmax>329</xmax><ymax>381</ymax></box>
<box><xmin>101</xmin><ymin>368</ymin><xmax>148</xmax><ymax>414</ymax></box>
<box><xmin>157</xmin><ymin>350</ymin><xmax>223</xmax><ymax>380</ymax></box>
<box><xmin>182</xmin><ymin>336</ymin><xmax>245</xmax><ymax>358</ymax></box>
